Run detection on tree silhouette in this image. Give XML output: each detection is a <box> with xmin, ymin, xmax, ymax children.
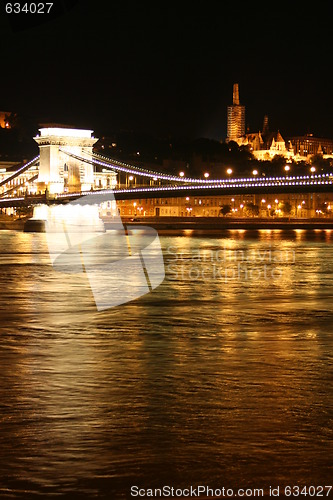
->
<box><xmin>244</xmin><ymin>203</ymin><xmax>259</xmax><ymax>217</ymax></box>
<box><xmin>220</xmin><ymin>204</ymin><xmax>232</xmax><ymax>216</ymax></box>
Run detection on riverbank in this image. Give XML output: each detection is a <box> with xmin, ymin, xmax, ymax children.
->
<box><xmin>117</xmin><ymin>216</ymin><xmax>333</xmax><ymax>231</ymax></box>
<box><xmin>3</xmin><ymin>216</ymin><xmax>333</xmax><ymax>232</ymax></box>
<box><xmin>0</xmin><ymin>218</ymin><xmax>26</xmax><ymax>230</ymax></box>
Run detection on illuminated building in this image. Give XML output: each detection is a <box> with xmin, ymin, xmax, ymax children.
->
<box><xmin>98</xmin><ymin>192</ymin><xmax>333</xmax><ymax>220</ymax></box>
<box><xmin>226</xmin><ymin>89</ymin><xmax>333</xmax><ymax>163</ymax></box>
<box><xmin>0</xmin><ymin>111</ymin><xmax>11</xmax><ymax>129</ymax></box>
<box><xmin>288</xmin><ymin>134</ymin><xmax>333</xmax><ymax>157</ymax></box>
<box><xmin>253</xmin><ymin>131</ymin><xmax>294</xmax><ymax>161</ymax></box>
<box><xmin>227</xmin><ymin>83</ymin><xmax>245</xmax><ymax>142</ymax></box>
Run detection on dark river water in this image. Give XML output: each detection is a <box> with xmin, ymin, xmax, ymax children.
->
<box><xmin>0</xmin><ymin>229</ymin><xmax>332</xmax><ymax>499</ymax></box>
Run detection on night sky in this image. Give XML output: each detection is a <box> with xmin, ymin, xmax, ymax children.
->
<box><xmin>1</xmin><ymin>0</ymin><xmax>332</xmax><ymax>141</ymax></box>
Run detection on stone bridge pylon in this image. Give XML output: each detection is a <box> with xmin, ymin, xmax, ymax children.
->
<box><xmin>34</xmin><ymin>127</ymin><xmax>98</xmax><ymax>194</ymax></box>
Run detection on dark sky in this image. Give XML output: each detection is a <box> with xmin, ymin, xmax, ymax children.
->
<box><xmin>1</xmin><ymin>0</ymin><xmax>332</xmax><ymax>141</ymax></box>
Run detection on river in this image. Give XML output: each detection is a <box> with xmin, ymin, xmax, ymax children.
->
<box><xmin>0</xmin><ymin>229</ymin><xmax>332</xmax><ymax>499</ymax></box>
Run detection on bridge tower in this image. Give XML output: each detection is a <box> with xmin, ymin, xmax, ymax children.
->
<box><xmin>34</xmin><ymin>127</ymin><xmax>98</xmax><ymax>194</ymax></box>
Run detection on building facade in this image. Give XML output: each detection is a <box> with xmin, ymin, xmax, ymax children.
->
<box><xmin>99</xmin><ymin>193</ymin><xmax>333</xmax><ymax>220</ymax></box>
<box><xmin>252</xmin><ymin>131</ymin><xmax>295</xmax><ymax>161</ymax></box>
<box><xmin>288</xmin><ymin>134</ymin><xmax>333</xmax><ymax>157</ymax></box>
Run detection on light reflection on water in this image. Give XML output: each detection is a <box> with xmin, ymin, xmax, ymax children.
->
<box><xmin>0</xmin><ymin>229</ymin><xmax>332</xmax><ymax>499</ymax></box>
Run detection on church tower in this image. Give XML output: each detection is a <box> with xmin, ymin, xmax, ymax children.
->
<box><xmin>227</xmin><ymin>83</ymin><xmax>245</xmax><ymax>142</ymax></box>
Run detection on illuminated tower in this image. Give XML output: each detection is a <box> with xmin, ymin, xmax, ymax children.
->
<box><xmin>34</xmin><ymin>127</ymin><xmax>98</xmax><ymax>194</ymax></box>
<box><xmin>227</xmin><ymin>83</ymin><xmax>245</xmax><ymax>142</ymax></box>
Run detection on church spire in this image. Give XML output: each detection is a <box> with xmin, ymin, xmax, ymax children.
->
<box><xmin>233</xmin><ymin>83</ymin><xmax>240</xmax><ymax>105</ymax></box>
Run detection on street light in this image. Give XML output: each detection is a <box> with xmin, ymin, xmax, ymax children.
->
<box><xmin>252</xmin><ymin>169</ymin><xmax>258</xmax><ymax>176</ymax></box>
<box><xmin>297</xmin><ymin>204</ymin><xmax>302</xmax><ymax>218</ymax></box>
<box><xmin>261</xmin><ymin>198</ymin><xmax>266</xmax><ymax>215</ymax></box>
<box><xmin>284</xmin><ymin>165</ymin><xmax>290</xmax><ymax>172</ymax></box>
<box><xmin>227</xmin><ymin>168</ymin><xmax>233</xmax><ymax>176</ymax></box>
<box><xmin>204</xmin><ymin>172</ymin><xmax>209</xmax><ymax>179</ymax></box>
<box><xmin>310</xmin><ymin>166</ymin><xmax>316</xmax><ymax>173</ymax></box>
<box><xmin>179</xmin><ymin>171</ymin><xmax>185</xmax><ymax>177</ymax></box>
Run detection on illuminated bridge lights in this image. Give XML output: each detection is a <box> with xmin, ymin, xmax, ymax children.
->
<box><xmin>0</xmin><ymin>155</ymin><xmax>40</xmax><ymax>189</ymax></box>
<box><xmin>2</xmin><ymin>148</ymin><xmax>333</xmax><ymax>206</ymax></box>
<box><xmin>55</xmin><ymin>176</ymin><xmax>333</xmax><ymax>199</ymax></box>
<box><xmin>0</xmin><ymin>196</ymin><xmax>25</xmax><ymax>203</ymax></box>
<box><xmin>85</xmin><ymin>151</ymin><xmax>220</xmax><ymax>184</ymax></box>
<box><xmin>62</xmin><ymin>149</ymin><xmax>333</xmax><ymax>189</ymax></box>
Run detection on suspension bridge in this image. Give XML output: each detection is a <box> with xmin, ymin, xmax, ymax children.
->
<box><xmin>1</xmin><ymin>127</ymin><xmax>333</xmax><ymax>212</ymax></box>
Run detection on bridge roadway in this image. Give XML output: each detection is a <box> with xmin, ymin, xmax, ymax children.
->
<box><xmin>0</xmin><ymin>156</ymin><xmax>39</xmax><ymax>189</ymax></box>
<box><xmin>1</xmin><ymin>178</ymin><xmax>333</xmax><ymax>208</ymax></box>
<box><xmin>0</xmin><ymin>150</ymin><xmax>332</xmax><ymax>208</ymax></box>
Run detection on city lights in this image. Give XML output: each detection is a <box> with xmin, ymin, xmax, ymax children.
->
<box><xmin>0</xmin><ymin>9</ymin><xmax>332</xmax><ymax>499</ymax></box>
<box><xmin>2</xmin><ymin>147</ymin><xmax>333</xmax><ymax>223</ymax></box>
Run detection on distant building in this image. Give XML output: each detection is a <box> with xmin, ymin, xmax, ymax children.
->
<box><xmin>288</xmin><ymin>134</ymin><xmax>333</xmax><ymax>157</ymax></box>
<box><xmin>0</xmin><ymin>111</ymin><xmax>11</xmax><ymax>129</ymax></box>
<box><xmin>236</xmin><ymin>131</ymin><xmax>264</xmax><ymax>151</ymax></box>
<box><xmin>226</xmin><ymin>83</ymin><xmax>245</xmax><ymax>142</ymax></box>
<box><xmin>225</xmin><ymin>85</ymin><xmax>333</xmax><ymax>163</ymax></box>
<box><xmin>253</xmin><ymin>130</ymin><xmax>294</xmax><ymax>161</ymax></box>
<box><xmin>234</xmin><ymin>113</ymin><xmax>305</xmax><ymax>162</ymax></box>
